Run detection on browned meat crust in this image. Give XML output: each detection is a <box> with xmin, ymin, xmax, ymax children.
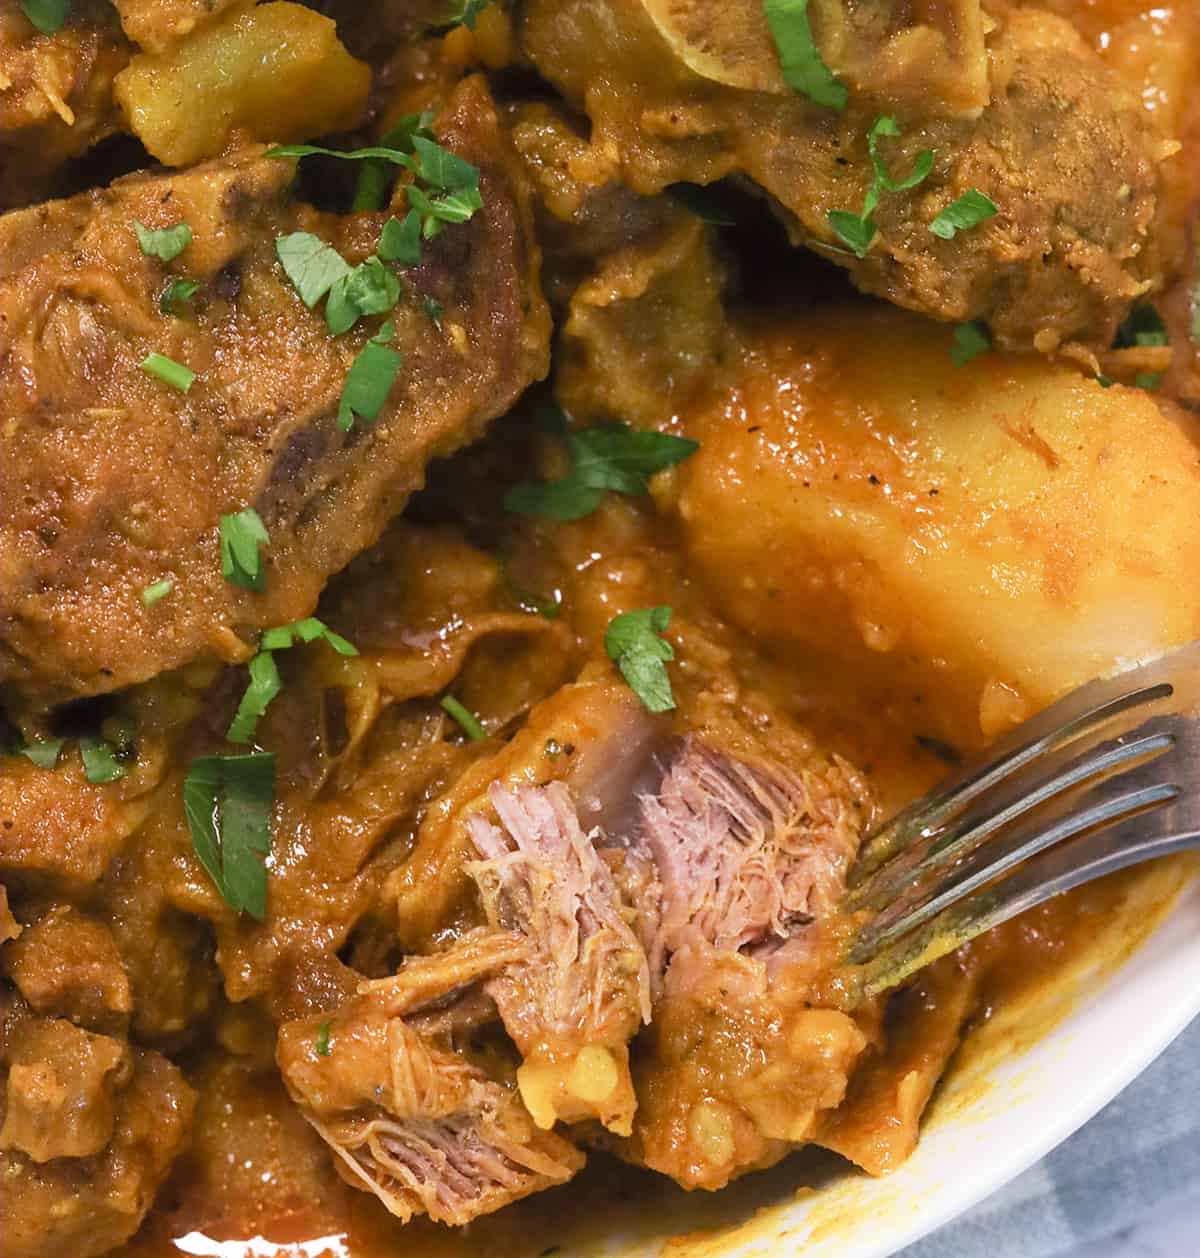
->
<box><xmin>0</xmin><ymin>995</ymin><xmax>195</xmax><ymax>1258</ymax></box>
<box><xmin>519</xmin><ymin>0</ymin><xmax>1174</xmax><ymax>353</ymax></box>
<box><xmin>0</xmin><ymin>75</ymin><xmax>549</xmax><ymax>708</ymax></box>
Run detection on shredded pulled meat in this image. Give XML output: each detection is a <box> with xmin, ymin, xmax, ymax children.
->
<box><xmin>468</xmin><ymin>780</ymin><xmax>652</xmax><ymax>1135</ymax></box>
<box><xmin>277</xmin><ymin>931</ymin><xmax>584</xmax><ymax>1226</ymax></box>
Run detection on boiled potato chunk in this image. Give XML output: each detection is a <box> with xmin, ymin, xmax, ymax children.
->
<box><xmin>114</xmin><ymin>2</ymin><xmax>370</xmax><ymax>167</ymax></box>
<box><xmin>676</xmin><ymin>306</ymin><xmax>1200</xmax><ymax>748</ymax></box>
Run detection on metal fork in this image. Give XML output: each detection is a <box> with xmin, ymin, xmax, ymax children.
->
<box><xmin>843</xmin><ymin>642</ymin><xmax>1200</xmax><ymax>997</ymax></box>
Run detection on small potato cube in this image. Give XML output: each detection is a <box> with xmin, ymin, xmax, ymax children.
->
<box><xmin>677</xmin><ymin>306</ymin><xmax>1200</xmax><ymax>747</ymax></box>
<box><xmin>113</xmin><ymin>1</ymin><xmax>370</xmax><ymax>167</ymax></box>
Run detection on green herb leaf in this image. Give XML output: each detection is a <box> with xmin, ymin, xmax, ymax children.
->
<box><xmin>604</xmin><ymin>607</ymin><xmax>676</xmax><ymax>714</ymax></box>
<box><xmin>569</xmin><ymin>425</ymin><xmax>700</xmax><ymax>495</ymax></box>
<box><xmin>352</xmin><ymin>113</ymin><xmax>436</xmax><ymax>212</ymax></box>
<box><xmin>763</xmin><ymin>0</ymin><xmax>846</xmax><ymax>111</ymax></box>
<box><xmin>865</xmin><ymin>116</ymin><xmax>933</xmax><ymax>211</ymax></box>
<box><xmin>379</xmin><ymin>211</ymin><xmax>423</xmax><ymax>266</ymax></box>
<box><xmin>423</xmin><ymin>295</ymin><xmax>443</xmax><ymax>327</ymax></box>
<box><xmin>440</xmin><ymin>695</ymin><xmax>487</xmax><ymax>741</ymax></box>
<box><xmin>668</xmin><ymin>183</ymin><xmax>738</xmax><ymax>227</ymax></box>
<box><xmin>20</xmin><ymin>737</ymin><xmax>66</xmax><ymax>770</ymax></box>
<box><xmin>325</xmin><ymin>256</ymin><xmax>402</xmax><ymax>335</ymax></box>
<box><xmin>134</xmin><ymin>220</ymin><xmax>192</xmax><ymax>263</ymax></box>
<box><xmin>183</xmin><ymin>753</ymin><xmax>276</xmax><ymax>919</ymax></box>
<box><xmin>227</xmin><ymin>652</ymin><xmax>282</xmax><ymax>746</ymax></box>
<box><xmin>338</xmin><ymin>322</ymin><xmax>403</xmax><ymax>431</ymax></box>
<box><xmin>827</xmin><ymin>210</ymin><xmax>875</xmax><ymax>257</ymax></box>
<box><xmin>142</xmin><ymin>578</ymin><xmax>173</xmax><ymax>606</ymax></box>
<box><xmin>160</xmin><ymin>279</ymin><xmax>200</xmax><ymax>315</ymax></box>
<box><xmin>229</xmin><ymin>620</ymin><xmax>357</xmax><ymax>744</ymax></box>
<box><xmin>504</xmin><ymin>419</ymin><xmax>699</xmax><ymax>521</ymax></box>
<box><xmin>20</xmin><ymin>0</ymin><xmax>71</xmax><ymax>35</ymax></box>
<box><xmin>266</xmin><ymin>143</ymin><xmax>418</xmax><ymax>168</ymax></box>
<box><xmin>140</xmin><ymin>352</ymin><xmax>195</xmax><ymax>393</ymax></box>
<box><xmin>315</xmin><ymin>1020</ymin><xmax>332</xmax><ymax>1056</ymax></box>
<box><xmin>950</xmin><ymin>320</ymin><xmax>992</xmax><ymax>367</ymax></box>
<box><xmin>259</xmin><ymin>617</ymin><xmax>358</xmax><ymax>656</ymax></box>
<box><xmin>444</xmin><ymin>0</ymin><xmax>493</xmax><ymax>29</ymax></box>
<box><xmin>80</xmin><ymin>736</ymin><xmax>127</xmax><ymax>784</ymax></box>
<box><xmin>220</xmin><ymin>508</ymin><xmax>270</xmax><ymax>592</ymax></box>
<box><xmin>276</xmin><ymin>232</ymin><xmax>352</xmax><ymax>308</ymax></box>
<box><xmin>828</xmin><ymin>117</ymin><xmax>933</xmax><ymax>257</ymax></box>
<box><xmin>412</xmin><ymin>136</ymin><xmax>479</xmax><ymax>193</ymax></box>
<box><xmin>929</xmin><ymin>189</ymin><xmax>998</xmax><ymax>240</ymax></box>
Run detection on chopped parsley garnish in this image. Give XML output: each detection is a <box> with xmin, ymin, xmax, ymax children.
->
<box><xmin>604</xmin><ymin>607</ymin><xmax>677</xmax><ymax>714</ymax></box>
<box><xmin>142</xmin><ymin>578</ymin><xmax>174</xmax><ymax>606</ymax></box>
<box><xmin>20</xmin><ymin>737</ymin><xmax>65</xmax><ymax>770</ymax></box>
<box><xmin>140</xmin><ymin>352</ymin><xmax>195</xmax><ymax>393</ymax></box>
<box><xmin>183</xmin><ymin>753</ymin><xmax>276</xmax><ymax>920</ymax></box>
<box><xmin>228</xmin><ymin>619</ymin><xmax>357</xmax><ymax>746</ymax></box>
<box><xmin>227</xmin><ymin>652</ymin><xmax>282</xmax><ymax>746</ymax></box>
<box><xmin>379</xmin><ymin>212</ymin><xmax>423</xmax><ymax>265</ymax></box>
<box><xmin>338</xmin><ymin>322</ymin><xmax>403</xmax><ymax>431</ymax></box>
<box><xmin>445</xmin><ymin>0</ymin><xmax>493</xmax><ymax>29</ymax></box>
<box><xmin>20</xmin><ymin>0</ymin><xmax>71</xmax><ymax>35</ymax></box>
<box><xmin>423</xmin><ymin>295</ymin><xmax>443</xmax><ymax>328</ymax></box>
<box><xmin>80</xmin><ymin>736</ymin><xmax>127</xmax><ymax>784</ymax></box>
<box><xmin>929</xmin><ymin>189</ymin><xmax>998</xmax><ymax>240</ymax></box>
<box><xmin>315</xmin><ymin>1020</ymin><xmax>332</xmax><ymax>1056</ymax></box>
<box><xmin>220</xmin><ymin>508</ymin><xmax>270</xmax><ymax>592</ymax></box>
<box><xmin>260</xmin><ymin>617</ymin><xmax>358</xmax><ymax>655</ymax></box>
<box><xmin>505</xmin><ymin>416</ymin><xmax>699</xmax><ymax>521</ymax></box>
<box><xmin>950</xmin><ymin>320</ymin><xmax>992</xmax><ymax>367</ymax></box>
<box><xmin>829</xmin><ymin>117</ymin><xmax>934</xmax><ymax>258</ymax></box>
<box><xmin>276</xmin><ymin>232</ymin><xmax>352</xmax><ymax>309</ymax></box>
<box><xmin>406</xmin><ymin>136</ymin><xmax>483</xmax><ymax>236</ymax></box>
<box><xmin>325</xmin><ymin>256</ymin><xmax>402</xmax><ymax>335</ymax></box>
<box><xmin>440</xmin><ymin>695</ymin><xmax>487</xmax><ymax>741</ymax></box>
<box><xmin>352</xmin><ymin>112</ymin><xmax>435</xmax><ymax>212</ymax></box>
<box><xmin>160</xmin><ymin>279</ymin><xmax>200</xmax><ymax>315</ymax></box>
<box><xmin>763</xmin><ymin>0</ymin><xmax>846</xmax><ymax>111</ymax></box>
<box><xmin>134</xmin><ymin>220</ymin><xmax>192</xmax><ymax>263</ymax></box>
<box><xmin>268</xmin><ymin>137</ymin><xmax>482</xmax><ymax>240</ymax></box>
<box><xmin>1114</xmin><ymin>303</ymin><xmax>1169</xmax><ymax>390</ymax></box>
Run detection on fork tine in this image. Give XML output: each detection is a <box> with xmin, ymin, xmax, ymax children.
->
<box><xmin>847</xmin><ymin>774</ymin><xmax>1180</xmax><ymax>966</ymax></box>
<box><xmin>849</xmin><ymin>678</ymin><xmax>1174</xmax><ymax>886</ymax></box>
<box><xmin>845</xmin><ymin>728</ymin><xmax>1176</xmax><ymax>912</ymax></box>
<box><xmin>856</xmin><ymin>809</ymin><xmax>1197</xmax><ymax>997</ymax></box>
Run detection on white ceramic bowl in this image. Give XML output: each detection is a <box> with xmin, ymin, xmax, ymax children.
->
<box><xmin>544</xmin><ymin>858</ymin><xmax>1200</xmax><ymax>1258</ymax></box>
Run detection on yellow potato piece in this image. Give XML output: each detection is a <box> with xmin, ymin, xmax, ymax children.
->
<box><xmin>114</xmin><ymin>1</ymin><xmax>370</xmax><ymax>167</ymax></box>
<box><xmin>677</xmin><ymin>305</ymin><xmax>1200</xmax><ymax>747</ymax></box>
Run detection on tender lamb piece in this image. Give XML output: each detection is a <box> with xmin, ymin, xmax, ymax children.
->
<box><xmin>641</xmin><ymin>739</ymin><xmax>861</xmax><ymax>972</ymax></box>
<box><xmin>277</xmin><ymin>929</ymin><xmax>584</xmax><ymax>1226</ymax></box>
<box><xmin>0</xmin><ymin>996</ymin><xmax>195</xmax><ymax>1258</ymax></box>
<box><xmin>617</xmin><ymin>732</ymin><xmax>872</xmax><ymax>1190</ymax></box>
<box><xmin>0</xmin><ymin>75</ymin><xmax>549</xmax><ymax>708</ymax></box>
<box><xmin>0</xmin><ymin>0</ymin><xmax>129</xmax><ymax>208</ymax></box>
<box><xmin>519</xmin><ymin>0</ymin><xmax>1174</xmax><ymax>352</ymax></box>
<box><xmin>467</xmin><ymin>780</ymin><xmax>653</xmax><ymax>1136</ymax></box>
<box><xmin>2</xmin><ymin>905</ymin><xmax>133</xmax><ymax>1033</ymax></box>
<box><xmin>109</xmin><ymin>0</ymin><xmax>244</xmax><ymax>53</ymax></box>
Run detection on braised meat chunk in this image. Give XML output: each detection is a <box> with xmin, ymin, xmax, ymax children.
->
<box><xmin>277</xmin><ymin>930</ymin><xmax>585</xmax><ymax>1226</ymax></box>
<box><xmin>519</xmin><ymin>0</ymin><xmax>1175</xmax><ymax>352</ymax></box>
<box><xmin>0</xmin><ymin>996</ymin><xmax>194</xmax><ymax>1258</ymax></box>
<box><xmin>0</xmin><ymin>75</ymin><xmax>549</xmax><ymax>708</ymax></box>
